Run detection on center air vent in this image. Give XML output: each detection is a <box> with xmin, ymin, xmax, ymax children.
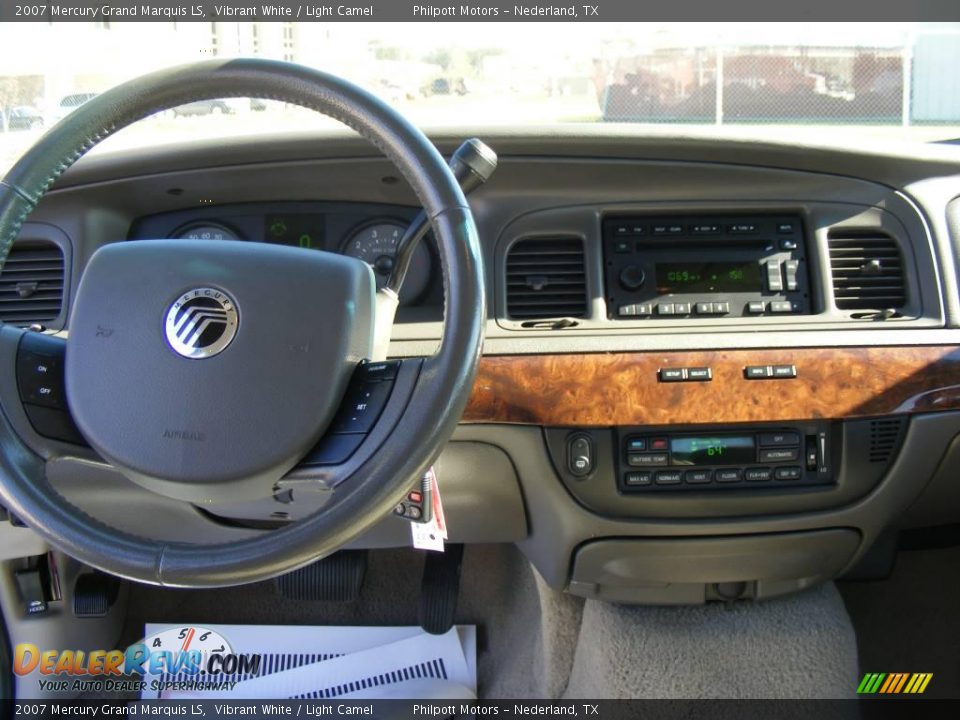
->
<box><xmin>0</xmin><ymin>241</ymin><xmax>65</xmax><ymax>326</ymax></box>
<box><xmin>505</xmin><ymin>238</ymin><xmax>587</xmax><ymax>320</ymax></box>
<box><xmin>828</xmin><ymin>230</ymin><xmax>906</xmax><ymax>311</ymax></box>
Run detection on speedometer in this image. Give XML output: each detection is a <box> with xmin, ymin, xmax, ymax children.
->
<box><xmin>172</xmin><ymin>221</ymin><xmax>240</xmax><ymax>242</ymax></box>
<box><xmin>341</xmin><ymin>220</ymin><xmax>432</xmax><ymax>303</ymax></box>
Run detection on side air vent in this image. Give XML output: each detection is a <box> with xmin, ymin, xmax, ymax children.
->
<box><xmin>868</xmin><ymin>417</ymin><xmax>907</xmax><ymax>464</ymax></box>
<box><xmin>0</xmin><ymin>241</ymin><xmax>65</xmax><ymax>326</ymax></box>
<box><xmin>828</xmin><ymin>230</ymin><xmax>906</xmax><ymax>311</ymax></box>
<box><xmin>505</xmin><ymin>238</ymin><xmax>587</xmax><ymax>320</ymax></box>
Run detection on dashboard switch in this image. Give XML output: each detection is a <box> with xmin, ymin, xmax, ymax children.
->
<box><xmin>766</xmin><ymin>261</ymin><xmax>784</xmax><ymax>292</ymax></box>
<box><xmin>567</xmin><ymin>433</ymin><xmax>594</xmax><ymax>477</ymax></box>
<box><xmin>784</xmin><ymin>260</ymin><xmax>800</xmax><ymax>291</ymax></box>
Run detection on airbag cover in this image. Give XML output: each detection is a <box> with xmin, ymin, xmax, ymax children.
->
<box><xmin>65</xmin><ymin>240</ymin><xmax>374</xmax><ymax>501</ymax></box>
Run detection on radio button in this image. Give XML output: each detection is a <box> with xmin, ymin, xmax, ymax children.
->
<box><xmin>777</xmin><ymin>223</ymin><xmax>796</xmax><ymax>234</ymax></box>
<box><xmin>658</xmin><ymin>303</ymin><xmax>676</xmax><ymax>315</ymax></box>
<box><xmin>784</xmin><ymin>260</ymin><xmax>800</xmax><ymax>291</ymax></box>
<box><xmin>686</xmin><ymin>367</ymin><xmax>712</xmax><ymax>381</ymax></box>
<box><xmin>747</xmin><ymin>301</ymin><xmax>765</xmax><ymax>314</ymax></box>
<box><xmin>714</xmin><ymin>302</ymin><xmax>730</xmax><ymax>314</ymax></box>
<box><xmin>618</xmin><ymin>304</ymin><xmax>637</xmax><ymax>317</ymax></box>
<box><xmin>774</xmin><ymin>466</ymin><xmax>802</xmax><ymax>481</ymax></box>
<box><xmin>759</xmin><ymin>432</ymin><xmax>800</xmax><ymax>447</ymax></box>
<box><xmin>766</xmin><ymin>261</ymin><xmax>784</xmax><ymax>292</ymax></box>
<box><xmin>696</xmin><ymin>302</ymin><xmax>714</xmax><ymax>314</ymax></box>
<box><xmin>613</xmin><ymin>239</ymin><xmax>632</xmax><ymax>253</ymax></box>
<box><xmin>781</xmin><ymin>239</ymin><xmax>799</xmax><ymax>250</ymax></box>
<box><xmin>636</xmin><ymin>303</ymin><xmax>652</xmax><ymax>316</ymax></box>
<box><xmin>659</xmin><ymin>368</ymin><xmax>685</xmax><ymax>382</ymax></box>
<box><xmin>619</xmin><ymin>265</ymin><xmax>646</xmax><ymax>290</ymax></box>
<box><xmin>770</xmin><ymin>301</ymin><xmax>794</xmax><ymax>313</ymax></box>
<box><xmin>759</xmin><ymin>447</ymin><xmax>800</xmax><ymax>463</ymax></box>
<box><xmin>715</xmin><ymin>468</ymin><xmax>741</xmax><ymax>483</ymax></box>
<box><xmin>728</xmin><ymin>223</ymin><xmax>757</xmax><ymax>234</ymax></box>
<box><xmin>744</xmin><ymin>467</ymin><xmax>773</xmax><ymax>482</ymax></box>
<box><xmin>655</xmin><ymin>470</ymin><xmax>683</xmax><ymax>485</ymax></box>
<box><xmin>625</xmin><ymin>471</ymin><xmax>653</xmax><ymax>487</ymax></box>
<box><xmin>771</xmin><ymin>364</ymin><xmax>798</xmax><ymax>378</ymax></box>
<box><xmin>674</xmin><ymin>302</ymin><xmax>691</xmax><ymax>315</ymax></box>
<box><xmin>628</xmin><ymin>452</ymin><xmax>669</xmax><ymax>466</ymax></box>
<box><xmin>685</xmin><ymin>469</ymin><xmax>712</xmax><ymax>484</ymax></box>
<box><xmin>692</xmin><ymin>224</ymin><xmax>720</xmax><ymax>235</ymax></box>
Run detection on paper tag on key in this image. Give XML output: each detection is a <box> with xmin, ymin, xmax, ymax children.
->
<box><xmin>411</xmin><ymin>466</ymin><xmax>447</xmax><ymax>552</ymax></box>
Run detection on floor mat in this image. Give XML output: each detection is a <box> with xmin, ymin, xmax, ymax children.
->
<box><xmin>563</xmin><ymin>582</ymin><xmax>859</xmax><ymax>699</ymax></box>
<box><xmin>839</xmin><ymin>545</ymin><xmax>960</xmax><ymax>699</ymax></box>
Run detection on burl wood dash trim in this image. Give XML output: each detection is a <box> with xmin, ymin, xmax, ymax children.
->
<box><xmin>462</xmin><ymin>346</ymin><xmax>960</xmax><ymax>426</ymax></box>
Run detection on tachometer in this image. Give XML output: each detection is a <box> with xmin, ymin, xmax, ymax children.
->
<box><xmin>172</xmin><ymin>221</ymin><xmax>240</xmax><ymax>242</ymax></box>
<box><xmin>341</xmin><ymin>220</ymin><xmax>432</xmax><ymax>303</ymax></box>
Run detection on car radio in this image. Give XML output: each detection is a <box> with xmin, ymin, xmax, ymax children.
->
<box><xmin>603</xmin><ymin>214</ymin><xmax>810</xmax><ymax>319</ymax></box>
<box><xmin>617</xmin><ymin>425</ymin><xmax>833</xmax><ymax>493</ymax></box>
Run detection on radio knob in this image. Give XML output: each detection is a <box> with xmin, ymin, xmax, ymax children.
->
<box><xmin>619</xmin><ymin>265</ymin><xmax>646</xmax><ymax>290</ymax></box>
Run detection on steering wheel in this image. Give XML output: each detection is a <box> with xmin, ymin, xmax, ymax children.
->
<box><xmin>0</xmin><ymin>59</ymin><xmax>484</xmax><ymax>587</ymax></box>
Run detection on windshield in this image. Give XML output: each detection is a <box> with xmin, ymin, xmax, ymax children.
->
<box><xmin>1</xmin><ymin>21</ymin><xmax>958</xmax><ymax>174</ymax></box>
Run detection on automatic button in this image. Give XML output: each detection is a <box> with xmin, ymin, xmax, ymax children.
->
<box><xmin>759</xmin><ymin>447</ymin><xmax>800</xmax><ymax>463</ymax></box>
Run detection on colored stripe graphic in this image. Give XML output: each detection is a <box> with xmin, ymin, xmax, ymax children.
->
<box><xmin>858</xmin><ymin>672</ymin><xmax>932</xmax><ymax>694</ymax></box>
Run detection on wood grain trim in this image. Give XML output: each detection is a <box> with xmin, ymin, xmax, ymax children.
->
<box><xmin>463</xmin><ymin>346</ymin><xmax>960</xmax><ymax>426</ymax></box>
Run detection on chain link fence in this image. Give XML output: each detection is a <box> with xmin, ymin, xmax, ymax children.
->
<box><xmin>600</xmin><ymin>39</ymin><xmax>958</xmax><ymax>126</ymax></box>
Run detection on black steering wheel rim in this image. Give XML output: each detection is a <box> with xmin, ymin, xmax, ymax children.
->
<box><xmin>0</xmin><ymin>58</ymin><xmax>485</xmax><ymax>587</ymax></box>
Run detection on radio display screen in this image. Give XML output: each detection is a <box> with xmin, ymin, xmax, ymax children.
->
<box><xmin>656</xmin><ymin>262</ymin><xmax>761</xmax><ymax>294</ymax></box>
<box><xmin>670</xmin><ymin>436</ymin><xmax>756</xmax><ymax>466</ymax></box>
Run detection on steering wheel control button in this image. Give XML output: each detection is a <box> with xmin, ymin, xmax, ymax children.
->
<box><xmin>358</xmin><ymin>360</ymin><xmax>401</xmax><ymax>382</ymax></box>
<box><xmin>331</xmin><ymin>378</ymin><xmax>394</xmax><ymax>434</ymax></box>
<box><xmin>164</xmin><ymin>287</ymin><xmax>239</xmax><ymax>359</ymax></box>
<box><xmin>301</xmin><ymin>432</ymin><xmax>365</xmax><ymax>466</ymax></box>
<box><xmin>567</xmin><ymin>433</ymin><xmax>594</xmax><ymax>477</ymax></box>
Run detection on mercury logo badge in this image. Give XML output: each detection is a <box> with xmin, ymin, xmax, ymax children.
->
<box><xmin>164</xmin><ymin>287</ymin><xmax>238</xmax><ymax>359</ymax></box>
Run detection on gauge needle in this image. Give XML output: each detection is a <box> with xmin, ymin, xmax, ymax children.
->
<box><xmin>181</xmin><ymin>628</ymin><xmax>196</xmax><ymax>652</ymax></box>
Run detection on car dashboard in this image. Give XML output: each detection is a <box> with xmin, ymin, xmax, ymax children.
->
<box><xmin>5</xmin><ymin>127</ymin><xmax>960</xmax><ymax>604</ymax></box>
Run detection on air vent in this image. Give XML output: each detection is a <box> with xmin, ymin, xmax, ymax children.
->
<box><xmin>505</xmin><ymin>238</ymin><xmax>587</xmax><ymax>320</ymax></box>
<box><xmin>868</xmin><ymin>417</ymin><xmax>906</xmax><ymax>464</ymax></box>
<box><xmin>0</xmin><ymin>241</ymin><xmax>65</xmax><ymax>326</ymax></box>
<box><xmin>828</xmin><ymin>230</ymin><xmax>906</xmax><ymax>311</ymax></box>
